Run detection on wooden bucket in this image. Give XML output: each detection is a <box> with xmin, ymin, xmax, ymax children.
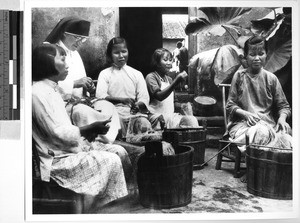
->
<box><xmin>137</xmin><ymin>141</ymin><xmax>194</xmax><ymax>209</ymax></box>
<box><xmin>193</xmin><ymin>96</ymin><xmax>217</xmax><ymax>116</ymax></box>
<box><xmin>246</xmin><ymin>145</ymin><xmax>292</xmax><ymax>200</ymax></box>
<box><xmin>163</xmin><ymin>127</ymin><xmax>206</xmax><ymax>169</ymax></box>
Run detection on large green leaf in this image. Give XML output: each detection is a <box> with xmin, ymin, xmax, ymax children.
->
<box><xmin>185</xmin><ymin>7</ymin><xmax>251</xmax><ymax>36</ymax></box>
<box><xmin>250</xmin><ymin>8</ymin><xmax>285</xmax><ymax>40</ymax></box>
<box><xmin>189</xmin><ymin>45</ymin><xmax>243</xmax><ymax>86</ymax></box>
<box><xmin>211</xmin><ymin>45</ymin><xmax>243</xmax><ymax>85</ymax></box>
<box><xmin>250</xmin><ymin>8</ymin><xmax>292</xmax><ymax>73</ymax></box>
<box><xmin>184</xmin><ymin>18</ymin><xmax>211</xmax><ymax>35</ymax></box>
<box><xmin>200</xmin><ymin>7</ymin><xmax>251</xmax><ymax>25</ymax></box>
<box><xmin>265</xmin><ymin>39</ymin><xmax>292</xmax><ymax>73</ymax></box>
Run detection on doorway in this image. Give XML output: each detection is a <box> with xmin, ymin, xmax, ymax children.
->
<box><xmin>119</xmin><ymin>7</ymin><xmax>163</xmax><ymax>77</ymax></box>
<box><xmin>119</xmin><ymin>7</ymin><xmax>188</xmax><ymax>77</ymax></box>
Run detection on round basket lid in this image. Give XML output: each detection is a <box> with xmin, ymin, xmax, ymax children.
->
<box><xmin>194</xmin><ymin>96</ymin><xmax>217</xmax><ymax>105</ymax></box>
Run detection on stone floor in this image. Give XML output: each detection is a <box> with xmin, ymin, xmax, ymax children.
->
<box><xmin>94</xmin><ymin>147</ymin><xmax>294</xmax><ymax>216</ymax></box>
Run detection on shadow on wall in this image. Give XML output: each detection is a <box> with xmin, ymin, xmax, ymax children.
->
<box><xmin>32</xmin><ymin>7</ymin><xmax>119</xmax><ymax>80</ymax></box>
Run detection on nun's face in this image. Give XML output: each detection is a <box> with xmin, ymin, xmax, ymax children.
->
<box><xmin>63</xmin><ymin>32</ymin><xmax>86</xmax><ymax>51</ymax></box>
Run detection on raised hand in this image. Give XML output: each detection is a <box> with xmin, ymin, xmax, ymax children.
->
<box><xmin>177</xmin><ymin>70</ymin><xmax>188</xmax><ymax>79</ymax></box>
<box><xmin>174</xmin><ymin>71</ymin><xmax>188</xmax><ymax>86</ymax></box>
<box><xmin>74</xmin><ymin>77</ymin><xmax>95</xmax><ymax>92</ymax></box>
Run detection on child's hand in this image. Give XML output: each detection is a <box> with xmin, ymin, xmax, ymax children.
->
<box><xmin>157</xmin><ymin>115</ymin><xmax>165</xmax><ymax>129</ymax></box>
<box><xmin>121</xmin><ymin>98</ymin><xmax>135</xmax><ymax>107</ymax></box>
<box><xmin>134</xmin><ymin>101</ymin><xmax>150</xmax><ymax>114</ymax></box>
<box><xmin>175</xmin><ymin>71</ymin><xmax>188</xmax><ymax>85</ymax></box>
<box><xmin>74</xmin><ymin>77</ymin><xmax>95</xmax><ymax>90</ymax></box>
<box><xmin>178</xmin><ymin>71</ymin><xmax>188</xmax><ymax>79</ymax></box>
<box><xmin>130</xmin><ymin>103</ymin><xmax>139</xmax><ymax>115</ymax></box>
<box><xmin>93</xmin><ymin>119</ymin><xmax>111</xmax><ymax>135</ymax></box>
<box><xmin>276</xmin><ymin>117</ymin><xmax>290</xmax><ymax>134</ymax></box>
<box><xmin>242</xmin><ymin>111</ymin><xmax>260</xmax><ymax>126</ymax></box>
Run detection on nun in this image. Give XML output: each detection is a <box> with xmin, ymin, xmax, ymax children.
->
<box><xmin>45</xmin><ymin>16</ymin><xmax>94</xmax><ymax>98</ymax></box>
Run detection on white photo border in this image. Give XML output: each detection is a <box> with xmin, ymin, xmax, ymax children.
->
<box><xmin>24</xmin><ymin>0</ymin><xmax>300</xmax><ymax>222</ymax></box>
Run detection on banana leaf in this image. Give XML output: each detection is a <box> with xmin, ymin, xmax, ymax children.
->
<box><xmin>211</xmin><ymin>45</ymin><xmax>244</xmax><ymax>85</ymax></box>
<box><xmin>185</xmin><ymin>7</ymin><xmax>251</xmax><ymax>36</ymax></box>
<box><xmin>265</xmin><ymin>39</ymin><xmax>292</xmax><ymax>73</ymax></box>
<box><xmin>189</xmin><ymin>45</ymin><xmax>243</xmax><ymax>88</ymax></box>
<box><xmin>250</xmin><ymin>8</ymin><xmax>285</xmax><ymax>40</ymax></box>
<box><xmin>250</xmin><ymin>8</ymin><xmax>292</xmax><ymax>73</ymax></box>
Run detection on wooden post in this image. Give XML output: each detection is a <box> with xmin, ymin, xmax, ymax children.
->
<box><xmin>188</xmin><ymin>7</ymin><xmax>199</xmax><ymax>94</ymax></box>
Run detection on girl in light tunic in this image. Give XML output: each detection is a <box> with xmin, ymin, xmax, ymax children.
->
<box><xmin>96</xmin><ymin>37</ymin><xmax>151</xmax><ymax>137</ymax></box>
<box><xmin>32</xmin><ymin>43</ymin><xmax>128</xmax><ymax>210</ymax></box>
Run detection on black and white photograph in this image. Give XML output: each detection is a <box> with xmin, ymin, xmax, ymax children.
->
<box><xmin>16</xmin><ymin>0</ymin><xmax>300</xmax><ymax>222</ymax></box>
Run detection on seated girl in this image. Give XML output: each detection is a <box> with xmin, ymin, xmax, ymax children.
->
<box><xmin>146</xmin><ymin>48</ymin><xmax>199</xmax><ymax>129</ymax></box>
<box><xmin>95</xmin><ymin>37</ymin><xmax>155</xmax><ymax>137</ymax></box>
<box><xmin>32</xmin><ymin>43</ymin><xmax>130</xmax><ymax>210</ymax></box>
<box><xmin>226</xmin><ymin>35</ymin><xmax>292</xmax><ymax>152</ymax></box>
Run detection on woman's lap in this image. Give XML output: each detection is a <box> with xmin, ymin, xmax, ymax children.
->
<box><xmin>50</xmin><ymin>150</ymin><xmax>128</xmax><ymax>201</ymax></box>
<box><xmin>229</xmin><ymin>120</ymin><xmax>292</xmax><ymax>152</ymax></box>
<box><xmin>93</xmin><ymin>142</ymin><xmax>133</xmax><ymax>183</ymax></box>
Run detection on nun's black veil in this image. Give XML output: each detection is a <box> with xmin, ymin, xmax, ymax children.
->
<box><xmin>45</xmin><ymin>16</ymin><xmax>90</xmax><ymax>43</ymax></box>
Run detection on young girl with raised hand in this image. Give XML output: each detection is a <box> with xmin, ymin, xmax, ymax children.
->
<box><xmin>146</xmin><ymin>48</ymin><xmax>198</xmax><ymax>129</ymax></box>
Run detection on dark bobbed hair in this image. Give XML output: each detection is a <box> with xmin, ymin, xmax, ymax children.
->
<box><xmin>106</xmin><ymin>37</ymin><xmax>128</xmax><ymax>65</ymax></box>
<box><xmin>150</xmin><ymin>48</ymin><xmax>173</xmax><ymax>72</ymax></box>
<box><xmin>244</xmin><ymin>35</ymin><xmax>268</xmax><ymax>57</ymax></box>
<box><xmin>32</xmin><ymin>43</ymin><xmax>66</xmax><ymax>81</ymax></box>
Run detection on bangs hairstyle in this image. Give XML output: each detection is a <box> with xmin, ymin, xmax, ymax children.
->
<box><xmin>32</xmin><ymin>43</ymin><xmax>66</xmax><ymax>81</ymax></box>
<box><xmin>151</xmin><ymin>48</ymin><xmax>172</xmax><ymax>71</ymax></box>
<box><xmin>106</xmin><ymin>37</ymin><xmax>128</xmax><ymax>65</ymax></box>
<box><xmin>244</xmin><ymin>35</ymin><xmax>268</xmax><ymax>57</ymax></box>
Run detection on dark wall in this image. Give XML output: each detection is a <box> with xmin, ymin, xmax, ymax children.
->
<box><xmin>32</xmin><ymin>7</ymin><xmax>183</xmax><ymax>80</ymax></box>
<box><xmin>119</xmin><ymin>7</ymin><xmax>163</xmax><ymax>77</ymax></box>
<box><xmin>32</xmin><ymin>8</ymin><xmax>119</xmax><ymax>80</ymax></box>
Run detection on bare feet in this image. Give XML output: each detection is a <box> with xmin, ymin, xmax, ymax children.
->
<box><xmin>240</xmin><ymin>174</ymin><xmax>247</xmax><ymax>183</ymax></box>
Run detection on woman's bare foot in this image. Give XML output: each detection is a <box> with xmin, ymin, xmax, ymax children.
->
<box><xmin>240</xmin><ymin>174</ymin><xmax>247</xmax><ymax>183</ymax></box>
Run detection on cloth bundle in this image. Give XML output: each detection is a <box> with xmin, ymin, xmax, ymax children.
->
<box><xmin>125</xmin><ymin>115</ymin><xmax>162</xmax><ymax>145</ymax></box>
<box><xmin>232</xmin><ymin>120</ymin><xmax>292</xmax><ymax>153</ymax></box>
<box><xmin>179</xmin><ymin>102</ymin><xmax>199</xmax><ymax>128</ymax></box>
